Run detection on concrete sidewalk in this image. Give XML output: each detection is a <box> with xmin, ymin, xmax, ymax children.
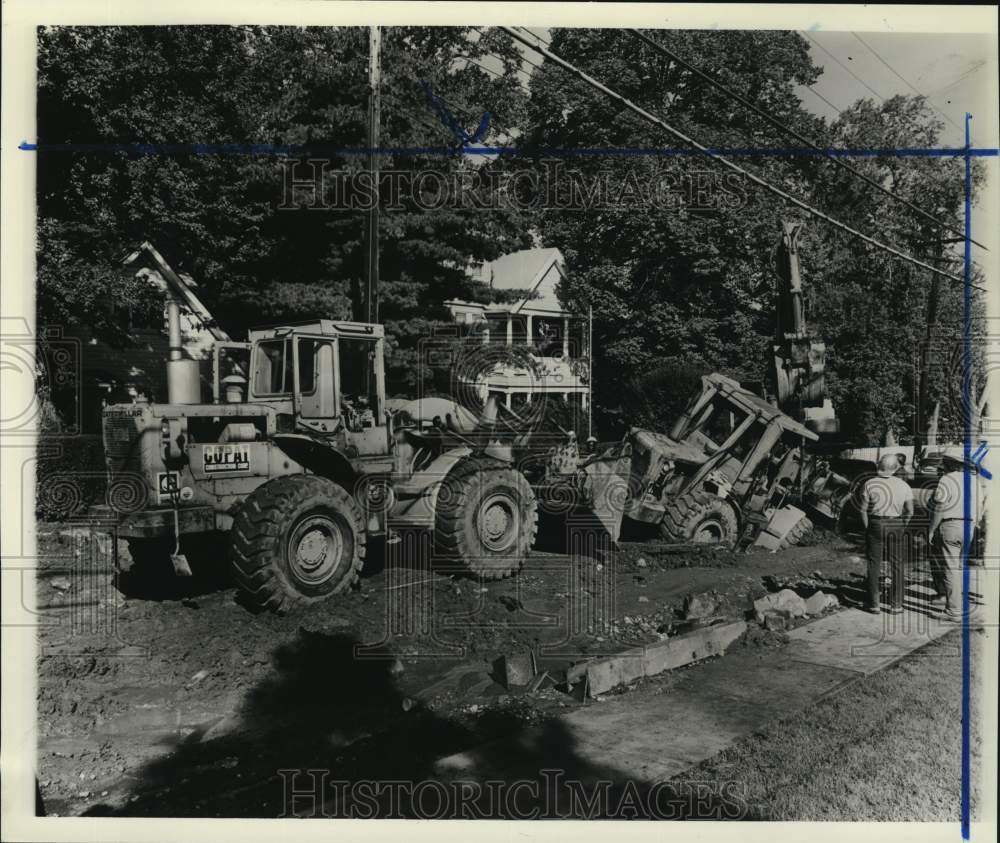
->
<box><xmin>436</xmin><ymin>600</ymin><xmax>964</xmax><ymax>783</ymax></box>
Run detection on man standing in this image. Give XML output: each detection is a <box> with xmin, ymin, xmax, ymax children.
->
<box><xmin>928</xmin><ymin>449</ymin><xmax>981</xmax><ymax>622</ymax></box>
<box><xmin>859</xmin><ymin>454</ymin><xmax>914</xmax><ymax>615</ymax></box>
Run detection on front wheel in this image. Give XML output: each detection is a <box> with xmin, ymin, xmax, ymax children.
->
<box><xmin>230</xmin><ymin>475</ymin><xmax>365</xmax><ymax>613</ymax></box>
<box><xmin>435</xmin><ymin>459</ymin><xmax>538</xmax><ymax>580</ymax></box>
<box><xmin>660</xmin><ymin>488</ymin><xmax>739</xmax><ymax>546</ymax></box>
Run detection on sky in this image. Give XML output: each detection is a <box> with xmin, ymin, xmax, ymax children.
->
<box><xmin>798</xmin><ymin>30</ymin><xmax>998</xmax><ymax>148</ymax></box>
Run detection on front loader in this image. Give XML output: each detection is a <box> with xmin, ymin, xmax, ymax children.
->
<box><xmin>94</xmin><ymin>317</ymin><xmax>538</xmax><ymax>612</ymax></box>
<box><xmin>559</xmin><ymin>373</ymin><xmax>818</xmax><ymax>549</ymax></box>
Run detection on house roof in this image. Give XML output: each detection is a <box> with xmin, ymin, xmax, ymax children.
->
<box><xmin>486</xmin><ymin>247</ymin><xmax>564</xmax><ymax>292</ymax></box>
<box><xmin>122</xmin><ymin>241</ymin><xmax>229</xmax><ymax>342</ymax></box>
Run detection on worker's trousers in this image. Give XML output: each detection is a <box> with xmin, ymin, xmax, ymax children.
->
<box><xmin>935</xmin><ymin>519</ymin><xmax>967</xmax><ymax>616</ymax></box>
<box><xmin>866</xmin><ymin>516</ymin><xmax>906</xmax><ymax>610</ymax></box>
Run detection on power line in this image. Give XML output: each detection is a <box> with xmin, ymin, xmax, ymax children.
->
<box><xmin>629</xmin><ymin>29</ymin><xmax>986</xmax><ymax>250</ymax></box>
<box><xmin>503</xmin><ymin>27</ymin><xmax>667</xmax><ymax>142</ymax></box>
<box><xmin>499</xmin><ymin>26</ymin><xmax>980</xmax><ymax>291</ymax></box>
<box><xmin>850</xmin><ymin>31</ymin><xmax>963</xmax><ymax>132</ymax></box>
<box><xmin>520</xmin><ymin>26</ymin><xmax>984</xmax><ymax>254</ymax></box>
<box><xmin>802</xmin><ymin>84</ymin><xmax>845</xmax><ymax>116</ymax></box>
<box><xmin>802</xmin><ymin>32</ymin><xmax>886</xmax><ymax>103</ymax></box>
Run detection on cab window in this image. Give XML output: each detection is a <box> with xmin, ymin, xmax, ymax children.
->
<box><xmin>254</xmin><ymin>339</ymin><xmax>292</xmax><ymax>395</ymax></box>
<box><xmin>339</xmin><ymin>338</ymin><xmax>380</xmax><ymax>421</ymax></box>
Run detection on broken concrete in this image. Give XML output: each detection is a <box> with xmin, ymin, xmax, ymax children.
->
<box><xmin>566</xmin><ymin>620</ymin><xmax>747</xmax><ymax>697</ymax></box>
<box><xmin>436</xmin><ymin>608</ymin><xmax>960</xmax><ymax>784</ymax></box>
<box><xmin>683</xmin><ymin>591</ymin><xmax>719</xmax><ymax>620</ymax></box>
<box><xmin>753</xmin><ymin>588</ymin><xmax>807</xmax><ymax>622</ymax></box>
<box><xmin>803</xmin><ymin>591</ymin><xmax>839</xmax><ymax>616</ymax></box>
<box><xmin>493</xmin><ymin>652</ymin><xmax>534</xmax><ymax>689</ymax></box>
<box><xmin>762</xmin><ymin>612</ymin><xmax>788</xmax><ymax>632</ymax></box>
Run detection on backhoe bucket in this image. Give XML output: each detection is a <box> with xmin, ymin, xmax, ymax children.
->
<box><xmin>578</xmin><ymin>445</ymin><xmax>633</xmax><ymax>544</ymax></box>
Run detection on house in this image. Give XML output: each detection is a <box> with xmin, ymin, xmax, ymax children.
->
<box><xmin>444</xmin><ymin>247</ymin><xmax>591</xmax><ymax>413</ymax></box>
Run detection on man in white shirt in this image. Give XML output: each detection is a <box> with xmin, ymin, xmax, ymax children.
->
<box><xmin>928</xmin><ymin>450</ymin><xmax>983</xmax><ymax>621</ymax></box>
<box><xmin>859</xmin><ymin>454</ymin><xmax>914</xmax><ymax>614</ymax></box>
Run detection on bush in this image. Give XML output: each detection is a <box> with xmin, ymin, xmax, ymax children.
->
<box><xmin>35</xmin><ymin>393</ymin><xmax>106</xmax><ymax>522</ymax></box>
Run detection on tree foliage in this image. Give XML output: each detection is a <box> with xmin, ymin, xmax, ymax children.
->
<box><xmin>36</xmin><ymin>26</ymin><xmax>983</xmax><ymax>444</ymax></box>
<box><xmin>517</xmin><ymin>29</ymin><xmax>983</xmax><ymax>444</ymax></box>
<box><xmin>37</xmin><ymin>25</ymin><xmax>531</xmax><ymax>394</ymax></box>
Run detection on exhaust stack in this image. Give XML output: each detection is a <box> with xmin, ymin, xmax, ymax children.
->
<box><xmin>166</xmin><ymin>296</ymin><xmax>200</xmax><ymax>404</ymax></box>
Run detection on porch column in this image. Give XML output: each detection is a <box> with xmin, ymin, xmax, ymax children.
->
<box><xmin>563</xmin><ymin>316</ymin><xmax>570</xmax><ymax>357</ymax></box>
<box><xmin>526</xmin><ymin>314</ymin><xmax>534</xmax><ymax>347</ymax></box>
<box><xmin>506</xmin><ymin>315</ymin><xmax>513</xmax><ymax>346</ymax></box>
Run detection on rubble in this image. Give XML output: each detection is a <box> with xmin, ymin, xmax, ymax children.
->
<box><xmin>762</xmin><ymin>612</ymin><xmax>788</xmax><ymax>632</ymax></box>
<box><xmin>566</xmin><ymin>620</ymin><xmax>747</xmax><ymax>698</ymax></box>
<box><xmin>493</xmin><ymin>652</ymin><xmax>534</xmax><ymax>689</ymax></box>
<box><xmin>803</xmin><ymin>591</ymin><xmax>839</xmax><ymax>615</ymax></box>
<box><xmin>753</xmin><ymin>588</ymin><xmax>807</xmax><ymax>622</ymax></box>
<box><xmin>683</xmin><ymin>591</ymin><xmax>720</xmax><ymax>620</ymax></box>
<box><xmin>752</xmin><ymin>587</ymin><xmax>839</xmax><ymax>628</ymax></box>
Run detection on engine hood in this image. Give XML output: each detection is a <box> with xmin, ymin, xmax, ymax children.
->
<box><xmin>629</xmin><ymin>427</ymin><xmax>707</xmax><ymax>465</ymax></box>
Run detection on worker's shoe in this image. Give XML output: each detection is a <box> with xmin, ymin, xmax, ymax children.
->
<box><xmin>865</xmin><ymin>606</ymin><xmax>882</xmax><ymax>615</ymax></box>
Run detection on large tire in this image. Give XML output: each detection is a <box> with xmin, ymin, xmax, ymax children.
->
<box><xmin>778</xmin><ymin>515</ymin><xmax>814</xmax><ymax>550</ymax></box>
<box><xmin>435</xmin><ymin>458</ymin><xmax>538</xmax><ymax>580</ymax></box>
<box><xmin>659</xmin><ymin>487</ymin><xmax>739</xmax><ymax>546</ymax></box>
<box><xmin>230</xmin><ymin>475</ymin><xmax>365</xmax><ymax>613</ymax></box>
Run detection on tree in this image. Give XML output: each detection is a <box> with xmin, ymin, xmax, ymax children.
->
<box><xmin>36</xmin><ymin>26</ymin><xmax>532</xmax><ymax>396</ymax></box>
<box><xmin>808</xmin><ymin>95</ymin><xmax>985</xmax><ymax>443</ymax></box>
<box><xmin>517</xmin><ymin>29</ymin><xmax>828</xmax><ymax>435</ymax></box>
<box><xmin>517</xmin><ymin>30</ymin><xmax>983</xmax><ymax>444</ymax></box>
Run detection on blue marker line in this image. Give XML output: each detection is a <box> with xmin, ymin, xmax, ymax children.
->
<box><xmin>971</xmin><ymin>445</ymin><xmax>991</xmax><ymax>481</ymax></box>
<box><xmin>16</xmin><ymin>140</ymin><xmax>1000</xmax><ymax>158</ymax></box>
<box><xmin>961</xmin><ymin>112</ymin><xmax>972</xmax><ymax>841</ymax></box>
<box><xmin>419</xmin><ymin>81</ymin><xmax>491</xmax><ymax>146</ymax></box>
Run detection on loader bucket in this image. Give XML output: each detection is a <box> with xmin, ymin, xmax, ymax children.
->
<box><xmin>578</xmin><ymin>444</ymin><xmax>634</xmax><ymax>544</ymax></box>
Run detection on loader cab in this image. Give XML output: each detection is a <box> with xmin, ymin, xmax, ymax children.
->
<box><xmin>247</xmin><ymin>320</ymin><xmax>388</xmax><ymax>446</ymax></box>
<box><xmin>671</xmin><ymin>375</ymin><xmax>754</xmax><ymax>458</ymax></box>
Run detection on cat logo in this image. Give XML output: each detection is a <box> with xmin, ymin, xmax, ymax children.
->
<box><xmin>157</xmin><ymin>471</ymin><xmax>180</xmax><ymax>502</ymax></box>
<box><xmin>203</xmin><ymin>443</ymin><xmax>251</xmax><ymax>474</ymax></box>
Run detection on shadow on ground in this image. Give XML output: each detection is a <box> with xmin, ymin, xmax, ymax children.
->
<box><xmin>80</xmin><ymin>629</ymin><xmax>748</xmax><ymax>819</ymax></box>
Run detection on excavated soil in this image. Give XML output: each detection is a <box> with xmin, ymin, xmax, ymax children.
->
<box><xmin>35</xmin><ymin>522</ymin><xmax>869</xmax><ymax>817</ymax></box>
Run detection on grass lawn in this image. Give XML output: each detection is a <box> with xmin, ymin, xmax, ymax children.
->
<box><xmin>674</xmin><ymin>628</ymin><xmax>982</xmax><ymax>821</ymax></box>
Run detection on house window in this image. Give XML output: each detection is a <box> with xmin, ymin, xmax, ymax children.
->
<box><xmin>532</xmin><ymin>317</ymin><xmax>564</xmax><ymax>356</ymax></box>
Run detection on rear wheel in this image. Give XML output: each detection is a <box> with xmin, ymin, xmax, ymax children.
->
<box><xmin>660</xmin><ymin>487</ymin><xmax>739</xmax><ymax>546</ymax></box>
<box><xmin>435</xmin><ymin>459</ymin><xmax>538</xmax><ymax>580</ymax></box>
<box><xmin>230</xmin><ymin>475</ymin><xmax>365</xmax><ymax>613</ymax></box>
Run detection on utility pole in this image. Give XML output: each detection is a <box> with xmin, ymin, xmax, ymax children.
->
<box><xmin>916</xmin><ymin>231</ymin><xmax>965</xmax><ymax>455</ymax></box>
<box><xmin>362</xmin><ymin>25</ymin><xmax>381</xmax><ymax>325</ymax></box>
<box><xmin>917</xmin><ymin>232</ymin><xmax>944</xmax><ymax>448</ymax></box>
